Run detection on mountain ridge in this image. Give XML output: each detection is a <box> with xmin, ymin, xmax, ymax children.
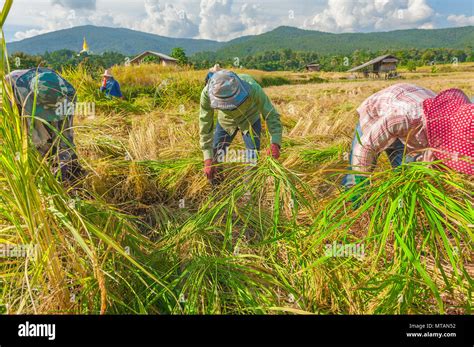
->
<box><xmin>214</xmin><ymin>25</ymin><xmax>474</xmax><ymax>58</ymax></box>
<box><xmin>7</xmin><ymin>25</ymin><xmax>223</xmax><ymax>56</ymax></box>
<box><xmin>7</xmin><ymin>25</ymin><xmax>474</xmax><ymax>58</ymax></box>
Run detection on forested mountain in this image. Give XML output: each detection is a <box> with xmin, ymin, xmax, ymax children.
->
<box><xmin>7</xmin><ymin>25</ymin><xmax>473</xmax><ymax>58</ymax></box>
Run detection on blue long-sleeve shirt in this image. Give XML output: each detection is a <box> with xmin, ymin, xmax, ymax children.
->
<box><xmin>100</xmin><ymin>78</ymin><xmax>123</xmax><ymax>98</ymax></box>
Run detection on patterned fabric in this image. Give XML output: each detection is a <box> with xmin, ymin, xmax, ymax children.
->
<box><xmin>352</xmin><ymin>83</ymin><xmax>437</xmax><ymax>172</ymax></box>
<box><xmin>200</xmin><ymin>74</ymin><xmax>282</xmax><ymax>161</ymax></box>
<box><xmin>205</xmin><ymin>72</ymin><xmax>214</xmax><ymax>85</ymax></box>
<box><xmin>7</xmin><ymin>69</ymin><xmax>79</xmax><ymax>175</ymax></box>
<box><xmin>6</xmin><ymin>69</ymin><xmax>29</xmax><ymax>85</ymax></box>
<box><xmin>32</xmin><ymin>116</ymin><xmax>76</xmax><ymax>164</ymax></box>
<box><xmin>207</xmin><ymin>71</ymin><xmax>250</xmax><ymax>110</ymax></box>
<box><xmin>342</xmin><ymin>123</ymin><xmax>414</xmax><ymax>188</ymax></box>
<box><xmin>10</xmin><ymin>68</ymin><xmax>76</xmax><ymax>122</ymax></box>
<box><xmin>423</xmin><ymin>89</ymin><xmax>473</xmax><ymax>175</ymax></box>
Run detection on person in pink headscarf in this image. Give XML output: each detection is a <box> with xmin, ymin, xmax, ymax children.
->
<box><xmin>343</xmin><ymin>83</ymin><xmax>473</xmax><ymax>189</ymax></box>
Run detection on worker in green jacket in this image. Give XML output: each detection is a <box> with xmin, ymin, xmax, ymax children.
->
<box><xmin>199</xmin><ymin>70</ymin><xmax>283</xmax><ymax>184</ymax></box>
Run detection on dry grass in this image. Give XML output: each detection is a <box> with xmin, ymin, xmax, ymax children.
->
<box><xmin>75</xmin><ymin>67</ymin><xmax>474</xmax><ymax>212</ymax></box>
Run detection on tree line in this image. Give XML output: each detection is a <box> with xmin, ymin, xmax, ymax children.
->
<box><xmin>8</xmin><ymin>47</ymin><xmax>474</xmax><ymax>73</ymax></box>
<box><xmin>191</xmin><ymin>47</ymin><xmax>474</xmax><ymax>71</ymax></box>
<box><xmin>7</xmin><ymin>47</ymin><xmax>189</xmax><ymax>72</ymax></box>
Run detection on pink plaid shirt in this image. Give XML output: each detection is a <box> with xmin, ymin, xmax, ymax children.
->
<box><xmin>352</xmin><ymin>83</ymin><xmax>437</xmax><ymax>172</ymax></box>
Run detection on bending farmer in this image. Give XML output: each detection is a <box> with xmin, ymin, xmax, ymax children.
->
<box><xmin>199</xmin><ymin>70</ymin><xmax>283</xmax><ymax>184</ymax></box>
<box><xmin>343</xmin><ymin>83</ymin><xmax>473</xmax><ymax>188</ymax></box>
<box><xmin>6</xmin><ymin>67</ymin><xmax>83</xmax><ymax>181</ymax></box>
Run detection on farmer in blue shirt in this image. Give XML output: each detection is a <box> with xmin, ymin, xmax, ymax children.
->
<box><xmin>100</xmin><ymin>69</ymin><xmax>123</xmax><ymax>98</ymax></box>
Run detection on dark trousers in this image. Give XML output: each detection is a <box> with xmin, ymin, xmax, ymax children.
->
<box><xmin>212</xmin><ymin>119</ymin><xmax>262</xmax><ymax>164</ymax></box>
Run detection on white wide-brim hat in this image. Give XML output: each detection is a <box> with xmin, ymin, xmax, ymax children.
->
<box><xmin>102</xmin><ymin>69</ymin><xmax>113</xmax><ymax>77</ymax></box>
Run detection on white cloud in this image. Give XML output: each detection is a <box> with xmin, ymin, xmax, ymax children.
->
<box><xmin>447</xmin><ymin>14</ymin><xmax>474</xmax><ymax>26</ymax></box>
<box><xmin>52</xmin><ymin>0</ymin><xmax>97</xmax><ymax>10</ymax></box>
<box><xmin>304</xmin><ymin>0</ymin><xmax>435</xmax><ymax>33</ymax></box>
<box><xmin>14</xmin><ymin>7</ymin><xmax>80</xmax><ymax>40</ymax></box>
<box><xmin>135</xmin><ymin>0</ymin><xmax>199</xmax><ymax>38</ymax></box>
<box><xmin>11</xmin><ymin>0</ymin><xmax>471</xmax><ymax>43</ymax></box>
<box><xmin>418</xmin><ymin>22</ymin><xmax>434</xmax><ymax>29</ymax></box>
<box><xmin>199</xmin><ymin>0</ymin><xmax>268</xmax><ymax>41</ymax></box>
<box><xmin>239</xmin><ymin>3</ymin><xmax>269</xmax><ymax>36</ymax></box>
<box><xmin>14</xmin><ymin>29</ymin><xmax>49</xmax><ymax>41</ymax></box>
<box><xmin>13</xmin><ymin>4</ymin><xmax>116</xmax><ymax>41</ymax></box>
<box><xmin>12</xmin><ymin>0</ymin><xmax>202</xmax><ymax>41</ymax></box>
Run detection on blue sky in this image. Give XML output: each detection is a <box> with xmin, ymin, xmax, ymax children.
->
<box><xmin>4</xmin><ymin>0</ymin><xmax>474</xmax><ymax>42</ymax></box>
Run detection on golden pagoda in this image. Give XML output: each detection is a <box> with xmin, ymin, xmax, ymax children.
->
<box><xmin>79</xmin><ymin>37</ymin><xmax>90</xmax><ymax>55</ymax></box>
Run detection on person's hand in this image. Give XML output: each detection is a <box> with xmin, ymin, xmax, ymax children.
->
<box><xmin>203</xmin><ymin>159</ymin><xmax>215</xmax><ymax>180</ymax></box>
<box><xmin>268</xmin><ymin>143</ymin><xmax>281</xmax><ymax>159</ymax></box>
<box><xmin>102</xmin><ymin>77</ymin><xmax>107</xmax><ymax>88</ymax></box>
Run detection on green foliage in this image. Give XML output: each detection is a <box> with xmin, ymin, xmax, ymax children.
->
<box><xmin>142</xmin><ymin>55</ymin><xmax>160</xmax><ymax>64</ymax></box>
<box><xmin>0</xmin><ymin>1</ymin><xmax>178</xmax><ymax>314</ymax></box>
<box><xmin>320</xmin><ymin>163</ymin><xmax>473</xmax><ymax>313</ymax></box>
<box><xmin>301</xmin><ymin>145</ymin><xmax>344</xmax><ymax>164</ymax></box>
<box><xmin>9</xmin><ymin>27</ymin><xmax>474</xmax><ymax>73</ymax></box>
<box><xmin>192</xmin><ymin>47</ymin><xmax>474</xmax><ymax>72</ymax></box>
<box><xmin>406</xmin><ymin>60</ymin><xmax>417</xmax><ymax>72</ymax></box>
<box><xmin>8</xmin><ymin>51</ymin><xmax>44</xmax><ymax>69</ymax></box>
<box><xmin>8</xmin><ymin>24</ymin><xmax>473</xmax><ymax>72</ymax></box>
<box><xmin>2</xmin><ymin>4</ymin><xmax>472</xmax><ymax>314</ymax></box>
<box><xmin>8</xmin><ymin>49</ymin><xmax>130</xmax><ymax>71</ymax></box>
<box><xmin>24</xmin><ymin>49</ymin><xmax>127</xmax><ymax>73</ymax></box>
<box><xmin>258</xmin><ymin>76</ymin><xmax>291</xmax><ymax>87</ymax></box>
<box><xmin>171</xmin><ymin>47</ymin><xmax>189</xmax><ymax>66</ymax></box>
<box><xmin>211</xmin><ymin>26</ymin><xmax>474</xmax><ymax>59</ymax></box>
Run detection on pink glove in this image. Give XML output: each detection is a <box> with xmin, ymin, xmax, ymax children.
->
<box><xmin>269</xmin><ymin>144</ymin><xmax>281</xmax><ymax>159</ymax></box>
<box><xmin>203</xmin><ymin>159</ymin><xmax>215</xmax><ymax>180</ymax></box>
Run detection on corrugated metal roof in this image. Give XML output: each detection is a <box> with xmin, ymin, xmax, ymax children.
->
<box><xmin>348</xmin><ymin>54</ymin><xmax>399</xmax><ymax>72</ymax></box>
<box><xmin>130</xmin><ymin>50</ymin><xmax>178</xmax><ymax>63</ymax></box>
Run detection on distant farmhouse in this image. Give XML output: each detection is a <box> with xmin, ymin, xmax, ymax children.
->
<box><xmin>129</xmin><ymin>51</ymin><xmax>178</xmax><ymax>66</ymax></box>
<box><xmin>305</xmin><ymin>62</ymin><xmax>320</xmax><ymax>72</ymax></box>
<box><xmin>348</xmin><ymin>54</ymin><xmax>399</xmax><ymax>79</ymax></box>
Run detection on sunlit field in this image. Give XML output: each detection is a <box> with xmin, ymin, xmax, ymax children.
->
<box><xmin>1</xmin><ymin>32</ymin><xmax>473</xmax><ymax>315</ymax></box>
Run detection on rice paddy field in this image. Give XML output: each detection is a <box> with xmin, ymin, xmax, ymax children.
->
<box><xmin>0</xmin><ymin>2</ymin><xmax>473</xmax><ymax>314</ymax></box>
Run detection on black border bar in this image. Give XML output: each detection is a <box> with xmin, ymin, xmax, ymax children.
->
<box><xmin>0</xmin><ymin>314</ymin><xmax>472</xmax><ymax>346</ymax></box>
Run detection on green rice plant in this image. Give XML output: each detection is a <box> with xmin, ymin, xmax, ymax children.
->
<box><xmin>2</xmin><ymin>0</ymin><xmax>472</xmax><ymax>315</ymax></box>
<box><xmin>144</xmin><ymin>156</ymin><xmax>321</xmax><ymax>314</ymax></box>
<box><xmin>152</xmin><ymin>72</ymin><xmax>203</xmax><ymax>109</ymax></box>
<box><xmin>139</xmin><ymin>158</ymin><xmax>202</xmax><ymax>197</ymax></box>
<box><xmin>169</xmin><ymin>254</ymin><xmax>286</xmax><ymax>314</ymax></box>
<box><xmin>60</xmin><ymin>65</ymin><xmax>98</xmax><ymax>103</ymax></box>
<box><xmin>301</xmin><ymin>144</ymin><xmax>345</xmax><ymax>165</ymax></box>
<box><xmin>61</xmin><ymin>66</ymin><xmax>151</xmax><ymax>114</ymax></box>
<box><xmin>259</xmin><ymin>76</ymin><xmax>291</xmax><ymax>87</ymax></box>
<box><xmin>315</xmin><ymin>162</ymin><xmax>473</xmax><ymax>313</ymax></box>
<box><xmin>0</xmin><ymin>1</ymin><xmax>180</xmax><ymax>314</ymax></box>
